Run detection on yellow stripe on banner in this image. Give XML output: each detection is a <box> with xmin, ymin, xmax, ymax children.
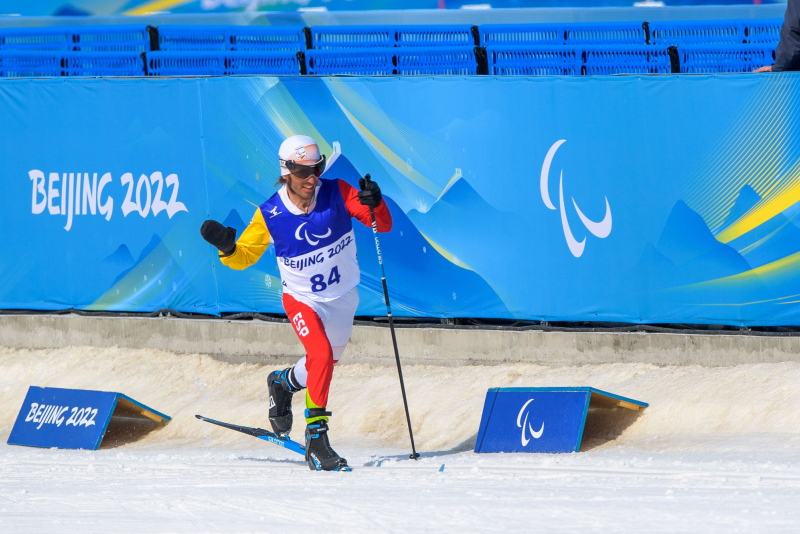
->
<box><xmin>124</xmin><ymin>0</ymin><xmax>195</xmax><ymax>15</ymax></box>
<box><xmin>688</xmin><ymin>293</ymin><xmax>800</xmax><ymax>307</ymax></box>
<box><xmin>738</xmin><ymin>209</ymin><xmax>800</xmax><ymax>256</ymax></box>
<box><xmin>686</xmin><ymin>250</ymin><xmax>800</xmax><ymax>293</ymax></box>
<box><xmin>716</xmin><ymin>174</ymin><xmax>800</xmax><ymax>244</ymax></box>
<box><xmin>331</xmin><ymin>95</ymin><xmax>441</xmax><ymax>197</ymax></box>
<box><xmin>419</xmin><ymin>232</ymin><xmax>473</xmax><ymax>271</ymax></box>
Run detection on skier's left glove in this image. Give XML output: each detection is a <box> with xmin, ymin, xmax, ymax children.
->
<box><xmin>358</xmin><ymin>174</ymin><xmax>382</xmax><ymax>208</ymax></box>
<box><xmin>200</xmin><ymin>220</ymin><xmax>237</xmax><ymax>256</ymax></box>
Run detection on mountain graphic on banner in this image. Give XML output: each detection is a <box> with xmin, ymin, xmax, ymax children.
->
<box><xmin>322</xmin><ymin>153</ymin><xmax>509</xmax><ymax>316</ymax></box>
<box><xmin>222</xmin><ymin>209</ymin><xmax>247</xmax><ymax>235</ymax></box>
<box><xmin>655</xmin><ymin>200</ymin><xmax>750</xmax><ymax>285</ymax></box>
<box><xmin>88</xmin><ymin>234</ymin><xmax>197</xmax><ymax>312</ymax></box>
<box><xmin>405</xmin><ymin>173</ymin><xmax>523</xmax><ymax>307</ymax></box>
<box><xmin>354</xmin><ymin>196</ymin><xmax>509</xmax><ymax>317</ymax></box>
<box><xmin>111</xmin><ymin>235</ymin><xmax>162</xmax><ymax>286</ymax></box>
<box><xmin>724</xmin><ymin>185</ymin><xmax>800</xmax><ymax>270</ymax></box>
<box><xmin>215</xmin><ymin>173</ymin><xmax>276</xmax><ymax>211</ymax></box>
<box><xmin>632</xmin><ymin>242</ymin><xmax>679</xmax><ymax>288</ymax></box>
<box><xmin>631</xmin><ymin>201</ymin><xmax>751</xmax><ymax>291</ymax></box>
<box><xmin>407</xmin><ymin>174</ymin><xmax>504</xmax><ymax>266</ymax></box>
<box><xmin>102</xmin><ymin>244</ymin><xmax>135</xmax><ymax>274</ymax></box>
<box><xmin>720</xmin><ymin>185</ymin><xmax>762</xmax><ymax>230</ymax></box>
<box><xmin>429</xmin><ymin>175</ymin><xmax>502</xmax><ymax>219</ymax></box>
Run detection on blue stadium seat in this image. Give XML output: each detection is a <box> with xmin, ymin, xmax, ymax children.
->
<box><xmin>156</xmin><ymin>25</ymin><xmax>307</xmax><ymax>52</ymax></box>
<box><xmin>583</xmin><ymin>45</ymin><xmax>672</xmax><ymax>75</ymax></box>
<box><xmin>487</xmin><ymin>45</ymin><xmax>580</xmax><ymax>75</ymax></box>
<box><xmin>479</xmin><ymin>22</ymin><xmax>647</xmax><ymax>46</ymax></box>
<box><xmin>745</xmin><ymin>19</ymin><xmax>784</xmax><ymax>44</ymax></box>
<box><xmin>0</xmin><ymin>52</ymin><xmax>61</xmax><ymax>76</ymax></box>
<box><xmin>0</xmin><ymin>25</ymin><xmax>152</xmax><ymax>52</ymax></box>
<box><xmin>650</xmin><ymin>19</ymin><xmax>746</xmax><ymax>45</ymax></box>
<box><xmin>396</xmin><ymin>46</ymin><xmax>480</xmax><ymax>74</ymax></box>
<box><xmin>650</xmin><ymin>19</ymin><xmax>783</xmax><ymax>45</ymax></box>
<box><xmin>678</xmin><ymin>44</ymin><xmax>776</xmax><ymax>73</ymax></box>
<box><xmin>144</xmin><ymin>51</ymin><xmax>301</xmax><ymax>76</ymax></box>
<box><xmin>565</xmin><ymin>22</ymin><xmax>648</xmax><ymax>45</ymax></box>
<box><xmin>305</xmin><ymin>46</ymin><xmax>479</xmax><ymax>75</ymax></box>
<box><xmin>487</xmin><ymin>45</ymin><xmax>673</xmax><ymax>76</ymax></box>
<box><xmin>0</xmin><ymin>51</ymin><xmax>144</xmax><ymax>77</ymax></box>
<box><xmin>304</xmin><ymin>48</ymin><xmax>394</xmax><ymax>75</ymax></box>
<box><xmin>309</xmin><ymin>25</ymin><xmax>476</xmax><ymax>49</ymax></box>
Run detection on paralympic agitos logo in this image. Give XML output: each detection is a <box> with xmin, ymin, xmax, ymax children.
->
<box><xmin>540</xmin><ymin>140</ymin><xmax>612</xmax><ymax>258</ymax></box>
<box><xmin>517</xmin><ymin>399</ymin><xmax>544</xmax><ymax>446</ymax></box>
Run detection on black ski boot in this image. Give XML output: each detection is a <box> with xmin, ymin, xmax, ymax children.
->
<box><xmin>268</xmin><ymin>368</ymin><xmax>302</xmax><ymax>438</ymax></box>
<box><xmin>305</xmin><ymin>409</ymin><xmax>350</xmax><ymax>472</ymax></box>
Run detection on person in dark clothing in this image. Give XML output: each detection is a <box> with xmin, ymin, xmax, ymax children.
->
<box><xmin>755</xmin><ymin>0</ymin><xmax>800</xmax><ymax>72</ymax></box>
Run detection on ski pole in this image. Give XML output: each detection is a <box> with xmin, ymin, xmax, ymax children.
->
<box><xmin>364</xmin><ymin>175</ymin><xmax>420</xmax><ymax>461</ymax></box>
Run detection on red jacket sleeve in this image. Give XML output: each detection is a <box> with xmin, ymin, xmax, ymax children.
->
<box><xmin>338</xmin><ymin>179</ymin><xmax>393</xmax><ymax>232</ymax></box>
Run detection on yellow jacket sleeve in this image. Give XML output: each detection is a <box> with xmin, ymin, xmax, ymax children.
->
<box><xmin>219</xmin><ymin>208</ymin><xmax>271</xmax><ymax>270</ymax></box>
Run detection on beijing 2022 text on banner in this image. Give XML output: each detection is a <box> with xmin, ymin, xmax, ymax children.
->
<box><xmin>1</xmin><ymin>74</ymin><xmax>799</xmax><ymax>325</ymax></box>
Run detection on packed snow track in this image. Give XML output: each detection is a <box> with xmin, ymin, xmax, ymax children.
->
<box><xmin>1</xmin><ymin>346</ymin><xmax>799</xmax><ymax>532</ymax></box>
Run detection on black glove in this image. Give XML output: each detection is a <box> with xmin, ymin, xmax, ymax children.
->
<box><xmin>200</xmin><ymin>220</ymin><xmax>237</xmax><ymax>256</ymax></box>
<box><xmin>358</xmin><ymin>174</ymin><xmax>382</xmax><ymax>208</ymax></box>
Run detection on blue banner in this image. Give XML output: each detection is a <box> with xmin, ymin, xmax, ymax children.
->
<box><xmin>2</xmin><ymin>74</ymin><xmax>800</xmax><ymax>325</ymax></box>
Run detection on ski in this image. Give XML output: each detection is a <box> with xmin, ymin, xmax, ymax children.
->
<box><xmin>195</xmin><ymin>414</ymin><xmax>306</xmax><ymax>456</ymax></box>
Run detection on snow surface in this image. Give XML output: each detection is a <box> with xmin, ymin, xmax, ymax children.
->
<box><xmin>1</xmin><ymin>346</ymin><xmax>800</xmax><ymax>532</ymax></box>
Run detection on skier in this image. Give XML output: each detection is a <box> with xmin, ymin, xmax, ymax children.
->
<box><xmin>199</xmin><ymin>135</ymin><xmax>392</xmax><ymax>471</ymax></box>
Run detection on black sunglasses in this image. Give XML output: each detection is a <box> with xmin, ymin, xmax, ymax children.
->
<box><xmin>280</xmin><ymin>154</ymin><xmax>326</xmax><ymax>179</ymax></box>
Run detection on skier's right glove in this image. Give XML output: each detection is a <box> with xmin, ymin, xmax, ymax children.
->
<box><xmin>200</xmin><ymin>220</ymin><xmax>237</xmax><ymax>256</ymax></box>
<box><xmin>358</xmin><ymin>174</ymin><xmax>382</xmax><ymax>208</ymax></box>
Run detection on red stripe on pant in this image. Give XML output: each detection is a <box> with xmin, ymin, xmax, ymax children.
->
<box><xmin>283</xmin><ymin>293</ymin><xmax>333</xmax><ymax>408</ymax></box>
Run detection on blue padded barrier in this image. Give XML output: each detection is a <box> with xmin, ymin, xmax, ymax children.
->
<box><xmin>309</xmin><ymin>25</ymin><xmax>476</xmax><ymax>49</ymax></box>
<box><xmin>144</xmin><ymin>51</ymin><xmax>300</xmax><ymax>76</ymax></box>
<box><xmin>156</xmin><ymin>25</ymin><xmax>307</xmax><ymax>52</ymax></box>
<box><xmin>0</xmin><ymin>25</ymin><xmax>152</xmax><ymax>52</ymax></box>
<box><xmin>479</xmin><ymin>22</ymin><xmax>647</xmax><ymax>47</ymax></box>
<box><xmin>487</xmin><ymin>45</ymin><xmax>672</xmax><ymax>76</ymax></box>
<box><xmin>305</xmin><ymin>46</ymin><xmax>479</xmax><ymax>75</ymax></box>
<box><xmin>678</xmin><ymin>44</ymin><xmax>776</xmax><ymax>73</ymax></box>
<box><xmin>0</xmin><ymin>51</ymin><xmax>144</xmax><ymax>77</ymax></box>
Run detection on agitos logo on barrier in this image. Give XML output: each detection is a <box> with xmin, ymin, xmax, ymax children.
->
<box><xmin>541</xmin><ymin>140</ymin><xmax>613</xmax><ymax>258</ymax></box>
<box><xmin>517</xmin><ymin>398</ymin><xmax>544</xmax><ymax>446</ymax></box>
<box><xmin>28</xmin><ymin>170</ymin><xmax>188</xmax><ymax>231</ymax></box>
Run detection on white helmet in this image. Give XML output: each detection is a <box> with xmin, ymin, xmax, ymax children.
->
<box><xmin>278</xmin><ymin>135</ymin><xmax>323</xmax><ymax>176</ymax></box>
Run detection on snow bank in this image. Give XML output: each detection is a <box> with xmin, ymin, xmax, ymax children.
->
<box><xmin>2</xmin><ymin>346</ymin><xmax>800</xmax><ymax>451</ymax></box>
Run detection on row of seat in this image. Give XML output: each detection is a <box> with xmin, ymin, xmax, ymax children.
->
<box><xmin>0</xmin><ymin>19</ymin><xmax>784</xmax><ymax>54</ymax></box>
<box><xmin>0</xmin><ymin>43</ymin><xmax>776</xmax><ymax>77</ymax></box>
<box><xmin>488</xmin><ymin>44</ymin><xmax>776</xmax><ymax>75</ymax></box>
